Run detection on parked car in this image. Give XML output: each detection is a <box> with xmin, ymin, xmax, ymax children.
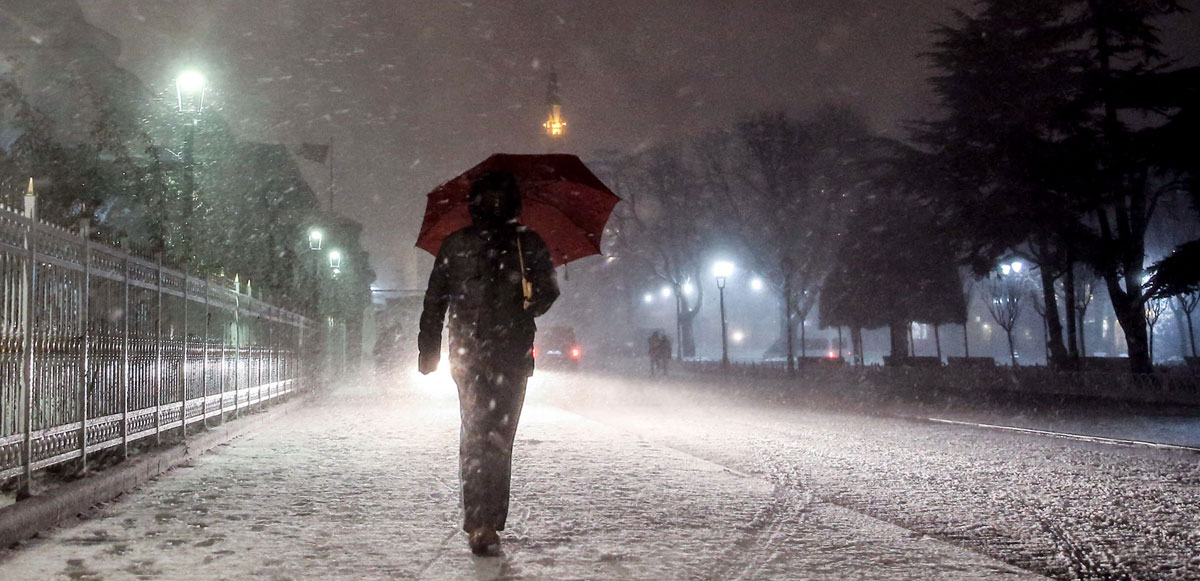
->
<box><xmin>534</xmin><ymin>326</ymin><xmax>582</xmax><ymax>370</ymax></box>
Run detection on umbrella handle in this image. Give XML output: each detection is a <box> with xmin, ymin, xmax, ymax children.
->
<box><xmin>517</xmin><ymin>236</ymin><xmax>533</xmax><ymax>307</ymax></box>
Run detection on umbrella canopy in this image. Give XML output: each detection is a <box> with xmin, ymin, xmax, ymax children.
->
<box><xmin>416</xmin><ymin>153</ymin><xmax>620</xmax><ymax>266</ymax></box>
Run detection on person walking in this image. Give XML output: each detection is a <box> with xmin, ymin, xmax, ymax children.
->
<box><xmin>418</xmin><ymin>171</ymin><xmax>559</xmax><ymax>555</ymax></box>
<box><xmin>648</xmin><ymin>331</ymin><xmax>663</xmax><ymax>376</ymax></box>
<box><xmin>655</xmin><ymin>332</ymin><xmax>672</xmax><ymax>377</ymax></box>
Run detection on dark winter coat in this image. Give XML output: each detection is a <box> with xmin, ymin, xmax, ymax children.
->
<box><xmin>418</xmin><ymin>192</ymin><xmax>559</xmax><ymax>376</ymax></box>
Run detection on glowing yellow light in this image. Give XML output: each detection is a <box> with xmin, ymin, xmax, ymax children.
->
<box><xmin>544</xmin><ymin>104</ymin><xmax>566</xmax><ymax>136</ymax></box>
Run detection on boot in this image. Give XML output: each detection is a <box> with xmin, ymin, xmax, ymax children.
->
<box><xmin>468</xmin><ymin>526</ymin><xmax>500</xmax><ymax>555</ymax></box>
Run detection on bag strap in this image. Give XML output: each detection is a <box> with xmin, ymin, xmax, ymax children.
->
<box><xmin>517</xmin><ymin>234</ymin><xmax>532</xmax><ymax>301</ymax></box>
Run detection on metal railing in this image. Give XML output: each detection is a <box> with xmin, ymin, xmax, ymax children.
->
<box><xmin>0</xmin><ymin>202</ymin><xmax>313</xmax><ymax>490</ymax></box>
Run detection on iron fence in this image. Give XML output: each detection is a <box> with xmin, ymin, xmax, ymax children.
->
<box><xmin>0</xmin><ymin>203</ymin><xmax>313</xmax><ymax>490</ymax></box>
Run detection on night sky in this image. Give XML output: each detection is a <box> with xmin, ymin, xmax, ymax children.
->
<box><xmin>76</xmin><ymin>1</ymin><xmax>1200</xmax><ymax>288</ymax></box>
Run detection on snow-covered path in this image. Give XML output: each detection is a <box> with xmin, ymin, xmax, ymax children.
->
<box><xmin>3</xmin><ymin>369</ymin><xmax>1193</xmax><ymax>579</ymax></box>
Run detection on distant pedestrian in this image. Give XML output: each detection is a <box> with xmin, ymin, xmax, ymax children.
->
<box><xmin>650</xmin><ymin>331</ymin><xmax>671</xmax><ymax>377</ymax></box>
<box><xmin>418</xmin><ymin>171</ymin><xmax>559</xmax><ymax>555</ymax></box>
<box><xmin>648</xmin><ymin>331</ymin><xmax>663</xmax><ymax>376</ymax></box>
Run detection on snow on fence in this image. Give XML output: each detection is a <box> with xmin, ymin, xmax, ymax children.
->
<box><xmin>0</xmin><ymin>203</ymin><xmax>313</xmax><ymax>491</ymax></box>
<box><xmin>685</xmin><ymin>360</ymin><xmax>1200</xmax><ymax>405</ymax></box>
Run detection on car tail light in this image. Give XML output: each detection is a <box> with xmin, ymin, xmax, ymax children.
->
<box><xmin>570</xmin><ymin>346</ymin><xmax>582</xmax><ymax>360</ymax></box>
<box><xmin>532</xmin><ymin>346</ymin><xmax>539</xmax><ymax>358</ymax></box>
<box><xmin>827</xmin><ymin>351</ymin><xmax>837</xmax><ymax>359</ymax></box>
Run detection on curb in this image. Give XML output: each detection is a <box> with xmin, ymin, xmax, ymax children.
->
<box><xmin>0</xmin><ymin>394</ymin><xmax>309</xmax><ymax>549</ymax></box>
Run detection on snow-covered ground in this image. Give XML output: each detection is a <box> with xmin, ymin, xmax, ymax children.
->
<box><xmin>2</xmin><ymin>368</ymin><xmax>1196</xmax><ymax>579</ymax></box>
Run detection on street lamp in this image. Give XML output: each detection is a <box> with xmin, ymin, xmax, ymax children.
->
<box><xmin>308</xmin><ymin>229</ymin><xmax>324</xmax><ymax>251</ymax></box>
<box><xmin>329</xmin><ymin>249</ymin><xmax>343</xmax><ymax>269</ymax></box>
<box><xmin>716</xmin><ymin>275</ymin><xmax>729</xmax><ymax>370</ymax></box>
<box><xmin>175</xmin><ymin>70</ymin><xmax>207</xmax><ymax>258</ymax></box>
<box><xmin>176</xmin><ymin>70</ymin><xmax>207</xmax><ymax>113</ymax></box>
<box><xmin>713</xmin><ymin>261</ymin><xmax>735</xmax><ymax>370</ymax></box>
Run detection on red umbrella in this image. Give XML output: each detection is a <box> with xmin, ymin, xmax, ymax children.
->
<box><xmin>416</xmin><ymin>153</ymin><xmax>620</xmax><ymax>266</ymax></box>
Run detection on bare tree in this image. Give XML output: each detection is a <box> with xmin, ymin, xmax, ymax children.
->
<box><xmin>619</xmin><ymin>145</ymin><xmax>708</xmax><ymax>358</ymax></box>
<box><xmin>695</xmin><ymin>108</ymin><xmax>869</xmax><ymax>370</ymax></box>
<box><xmin>960</xmin><ymin>272</ymin><xmax>977</xmax><ymax>358</ymax></box>
<box><xmin>987</xmin><ymin>275</ymin><xmax>1025</xmax><ymax>366</ymax></box>
<box><xmin>1030</xmin><ymin>287</ymin><xmax>1051</xmax><ymax>364</ymax></box>
<box><xmin>1176</xmin><ymin>292</ymin><xmax>1199</xmax><ymax>359</ymax></box>
<box><xmin>1074</xmin><ymin>274</ymin><xmax>1097</xmax><ymax>358</ymax></box>
<box><xmin>1145</xmin><ymin>298</ymin><xmax>1168</xmax><ymax>365</ymax></box>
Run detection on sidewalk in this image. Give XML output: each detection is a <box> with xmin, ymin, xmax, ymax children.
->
<box><xmin>0</xmin><ymin>375</ymin><xmax>1040</xmax><ymax>580</ymax></box>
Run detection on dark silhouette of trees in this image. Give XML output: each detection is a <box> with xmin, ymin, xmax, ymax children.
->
<box><xmin>820</xmin><ymin>181</ymin><xmax>966</xmax><ymax>361</ymax></box>
<box><xmin>920</xmin><ymin>0</ymin><xmax>1194</xmax><ymax>373</ymax></box>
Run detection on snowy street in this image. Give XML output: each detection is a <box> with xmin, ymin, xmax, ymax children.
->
<box><xmin>2</xmin><ymin>369</ymin><xmax>1198</xmax><ymax>580</ymax></box>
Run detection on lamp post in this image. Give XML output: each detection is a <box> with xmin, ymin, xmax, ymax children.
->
<box><xmin>175</xmin><ymin>70</ymin><xmax>207</xmax><ymax>259</ymax></box>
<box><xmin>717</xmin><ymin>276</ymin><xmax>729</xmax><ymax>370</ymax></box>
<box><xmin>713</xmin><ymin>261</ymin><xmax>735</xmax><ymax>371</ymax></box>
<box><xmin>308</xmin><ymin>229</ymin><xmax>323</xmax><ymax>251</ymax></box>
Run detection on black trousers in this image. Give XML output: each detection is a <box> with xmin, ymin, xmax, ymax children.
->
<box><xmin>452</xmin><ymin>363</ymin><xmax>528</xmax><ymax>532</ymax></box>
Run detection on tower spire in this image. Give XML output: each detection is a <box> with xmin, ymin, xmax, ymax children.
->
<box><xmin>543</xmin><ymin>70</ymin><xmax>566</xmax><ymax>137</ymax></box>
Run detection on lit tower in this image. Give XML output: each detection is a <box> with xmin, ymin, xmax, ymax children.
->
<box><xmin>543</xmin><ymin>71</ymin><xmax>566</xmax><ymax>138</ymax></box>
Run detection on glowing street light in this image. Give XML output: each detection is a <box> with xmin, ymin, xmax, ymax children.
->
<box><xmin>175</xmin><ymin>70</ymin><xmax>207</xmax><ymax>114</ymax></box>
<box><xmin>643</xmin><ymin>293</ymin><xmax>654</xmax><ymax>304</ymax></box>
<box><xmin>308</xmin><ymin>229</ymin><xmax>324</xmax><ymax>251</ymax></box>
<box><xmin>660</xmin><ymin>286</ymin><xmax>672</xmax><ymax>298</ymax></box>
<box><xmin>328</xmin><ymin>249</ymin><xmax>343</xmax><ymax>269</ymax></box>
<box><xmin>750</xmin><ymin>277</ymin><xmax>764</xmax><ymax>292</ymax></box>
<box><xmin>682</xmin><ymin>281</ymin><xmax>695</xmax><ymax>295</ymax></box>
<box><xmin>713</xmin><ymin>261</ymin><xmax>735</xmax><ymax>279</ymax></box>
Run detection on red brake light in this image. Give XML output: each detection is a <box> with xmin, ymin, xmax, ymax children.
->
<box><xmin>532</xmin><ymin>346</ymin><xmax>539</xmax><ymax>358</ymax></box>
<box><xmin>570</xmin><ymin>346</ymin><xmax>582</xmax><ymax>360</ymax></box>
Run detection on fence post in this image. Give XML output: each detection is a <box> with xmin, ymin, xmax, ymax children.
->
<box><xmin>121</xmin><ymin>255</ymin><xmax>130</xmax><ymax>459</ymax></box>
<box><xmin>297</xmin><ymin>316</ymin><xmax>304</xmax><ymax>392</ymax></box>
<box><xmin>269</xmin><ymin>308</ymin><xmax>276</xmax><ymax>397</ymax></box>
<box><xmin>232</xmin><ymin>288</ymin><xmax>240</xmax><ymax>419</ymax></box>
<box><xmin>78</xmin><ymin>220</ymin><xmax>91</xmax><ymax>474</ymax></box>
<box><xmin>219</xmin><ymin>283</ymin><xmax>227</xmax><ymax>423</ymax></box>
<box><xmin>18</xmin><ymin>216</ymin><xmax>36</xmax><ymax>498</ymax></box>
<box><xmin>154</xmin><ymin>253</ymin><xmax>163</xmax><ymax>445</ymax></box>
<box><xmin>202</xmin><ymin>277</ymin><xmax>209</xmax><ymax>428</ymax></box>
<box><xmin>181</xmin><ymin>267</ymin><xmax>189</xmax><ymax>439</ymax></box>
<box><xmin>259</xmin><ymin>312</ymin><xmax>266</xmax><ymax>403</ymax></box>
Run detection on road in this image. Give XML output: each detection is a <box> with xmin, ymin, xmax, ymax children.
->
<box><xmin>2</xmin><ymin>368</ymin><xmax>1197</xmax><ymax>580</ymax></box>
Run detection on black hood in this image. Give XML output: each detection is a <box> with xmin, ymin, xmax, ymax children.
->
<box><xmin>468</xmin><ymin>172</ymin><xmax>522</xmax><ymax>227</ymax></box>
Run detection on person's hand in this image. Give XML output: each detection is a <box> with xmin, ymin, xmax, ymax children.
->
<box><xmin>418</xmin><ymin>351</ymin><xmax>439</xmax><ymax>375</ymax></box>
